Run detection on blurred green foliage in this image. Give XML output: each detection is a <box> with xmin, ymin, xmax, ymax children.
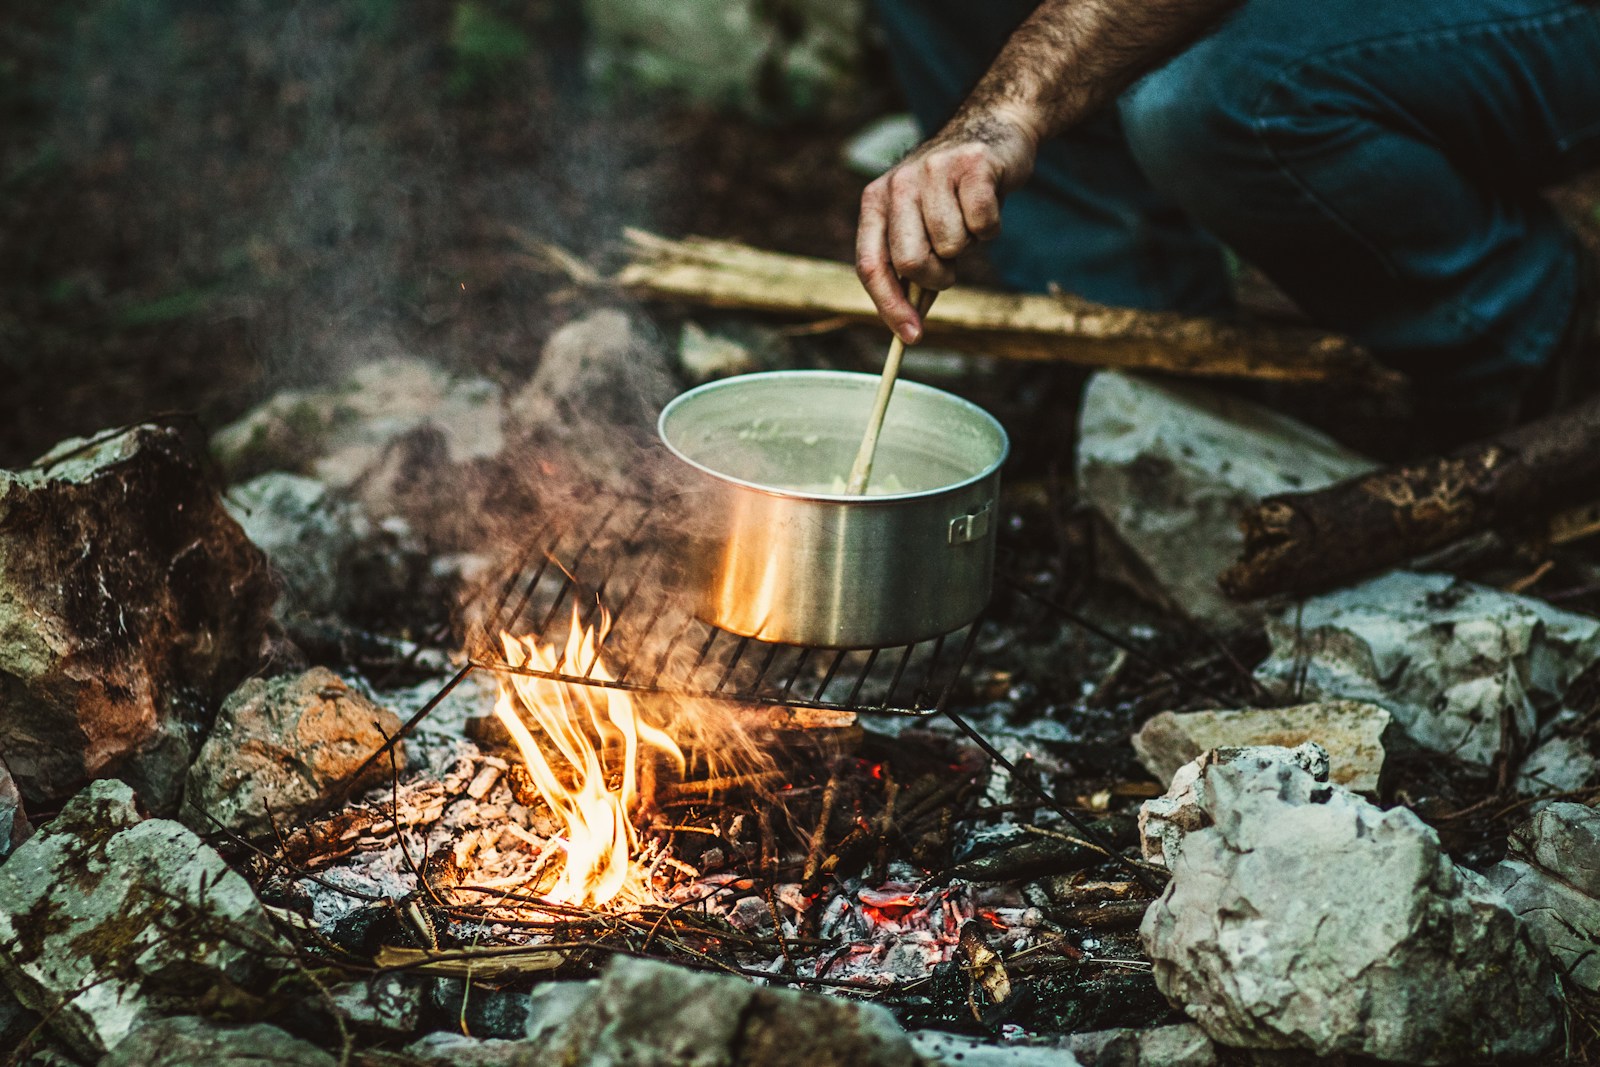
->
<box><xmin>448</xmin><ymin>1</ymin><xmax>532</xmax><ymax>97</ymax></box>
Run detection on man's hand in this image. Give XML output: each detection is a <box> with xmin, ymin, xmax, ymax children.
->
<box><xmin>856</xmin><ymin>111</ymin><xmax>1039</xmax><ymax>344</ymax></box>
<box><xmin>854</xmin><ymin>0</ymin><xmax>1243</xmax><ymax>343</ymax></box>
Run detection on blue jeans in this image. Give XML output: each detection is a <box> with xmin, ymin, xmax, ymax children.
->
<box><xmin>874</xmin><ymin>0</ymin><xmax>1600</xmax><ymax>391</ymax></box>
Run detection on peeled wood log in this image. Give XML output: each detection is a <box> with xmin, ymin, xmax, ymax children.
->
<box><xmin>614</xmin><ymin>229</ymin><xmax>1402</xmax><ymax>390</ymax></box>
<box><xmin>1220</xmin><ymin>397</ymin><xmax>1600</xmax><ymax>601</ymax></box>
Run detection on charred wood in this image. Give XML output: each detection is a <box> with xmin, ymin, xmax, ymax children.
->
<box><xmin>1221</xmin><ymin>397</ymin><xmax>1600</xmax><ymax>601</ymax></box>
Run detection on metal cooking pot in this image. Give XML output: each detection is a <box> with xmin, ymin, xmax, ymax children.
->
<box><xmin>657</xmin><ymin>370</ymin><xmax>1009</xmax><ymax>648</ymax></box>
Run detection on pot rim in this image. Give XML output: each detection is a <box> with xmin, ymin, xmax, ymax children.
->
<box><xmin>658</xmin><ymin>369</ymin><xmax>1009</xmax><ymax>503</ymax></box>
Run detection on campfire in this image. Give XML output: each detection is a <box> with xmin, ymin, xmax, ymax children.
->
<box><xmin>260</xmin><ymin>493</ymin><xmax>1143</xmax><ymax>1012</ymax></box>
<box><xmin>5</xmin><ymin>334</ymin><xmax>1600</xmax><ymax>1067</ymax></box>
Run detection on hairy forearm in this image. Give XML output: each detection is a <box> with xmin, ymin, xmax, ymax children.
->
<box><xmin>953</xmin><ymin>0</ymin><xmax>1244</xmax><ymax>145</ymax></box>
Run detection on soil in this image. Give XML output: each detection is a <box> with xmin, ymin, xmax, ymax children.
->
<box><xmin>0</xmin><ymin>0</ymin><xmax>880</xmax><ymax>469</ymax></box>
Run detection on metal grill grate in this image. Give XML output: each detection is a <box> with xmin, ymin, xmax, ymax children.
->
<box><xmin>464</xmin><ymin>494</ymin><xmax>981</xmax><ymax>717</ymax></box>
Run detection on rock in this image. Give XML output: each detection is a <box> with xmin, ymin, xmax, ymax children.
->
<box><xmin>1064</xmin><ymin>1023</ymin><xmax>1218</xmax><ymax>1067</ymax></box>
<box><xmin>678</xmin><ymin>321</ymin><xmax>758</xmax><ymax>383</ymax></box>
<box><xmin>210</xmin><ymin>357</ymin><xmax>508</xmax><ymax>558</ymax></box>
<box><xmin>0</xmin><ymin>426</ymin><xmax>275</xmax><ymax>809</ymax></box>
<box><xmin>406</xmin><ymin>1032</ymin><xmax>547</xmax><ymax>1066</ymax></box>
<box><xmin>0</xmin><ymin>780</ymin><xmax>282</xmax><ymax>1058</ymax></box>
<box><xmin>1487</xmin><ymin>802</ymin><xmax>1600</xmax><ymax>991</ymax></box>
<box><xmin>525</xmin><ymin>978</ymin><xmax>600</xmax><ymax>1042</ymax></box>
<box><xmin>1255</xmin><ymin>570</ymin><xmax>1600</xmax><ymax>767</ymax></box>
<box><xmin>1139</xmin><ymin>743</ymin><xmax>1330</xmax><ymax>867</ymax></box>
<box><xmin>182</xmin><ymin>668</ymin><xmax>403</xmax><ymax>837</ymax></box>
<box><xmin>212</xmin><ymin>356</ymin><xmax>506</xmax><ymax>488</ymax></box>
<box><xmin>0</xmin><ymin>982</ymin><xmax>42</xmax><ymax>1058</ymax></box>
<box><xmin>223</xmin><ymin>472</ymin><xmax>434</xmax><ymax>626</ymax></box>
<box><xmin>844</xmin><ymin>113</ymin><xmax>922</xmax><ymax>176</ymax></box>
<box><xmin>584</xmin><ymin>0</ymin><xmax>863</xmax><ymax>118</ymax></box>
<box><xmin>910</xmin><ymin>1032</ymin><xmax>1081</xmax><ymax>1066</ymax></box>
<box><xmin>542</xmin><ymin>955</ymin><xmax>918</xmax><ymax>1066</ymax></box>
<box><xmin>1140</xmin><ymin>751</ymin><xmax>1558</xmax><ymax>1062</ymax></box>
<box><xmin>0</xmin><ymin>756</ymin><xmax>32</xmax><ymax>861</ymax></box>
<box><xmin>1517</xmin><ymin>735</ymin><xmax>1598</xmax><ymax>797</ymax></box>
<box><xmin>1076</xmin><ymin>372</ymin><xmax>1374</xmax><ymax>628</ymax></box>
<box><xmin>328</xmin><ymin>971</ymin><xmax>423</xmax><ymax>1033</ymax></box>
<box><xmin>1132</xmin><ymin>702</ymin><xmax>1390</xmax><ymax>794</ymax></box>
<box><xmin>511</xmin><ymin>310</ymin><xmax>669</xmax><ymax>424</ymax></box>
<box><xmin>98</xmin><ymin>1016</ymin><xmax>335</xmax><ymax>1067</ymax></box>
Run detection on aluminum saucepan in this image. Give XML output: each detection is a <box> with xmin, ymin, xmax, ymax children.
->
<box><xmin>657</xmin><ymin>370</ymin><xmax>1009</xmax><ymax>648</ymax></box>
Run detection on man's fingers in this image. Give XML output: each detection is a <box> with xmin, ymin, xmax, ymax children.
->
<box><xmin>920</xmin><ymin>161</ymin><xmax>970</xmax><ymax>261</ymax></box>
<box><xmin>856</xmin><ymin>182</ymin><xmax>918</xmax><ymax>341</ymax></box>
<box><xmin>957</xmin><ymin>169</ymin><xmax>1002</xmax><ymax>240</ymax></box>
<box><xmin>887</xmin><ymin>183</ymin><xmax>956</xmax><ymax>294</ymax></box>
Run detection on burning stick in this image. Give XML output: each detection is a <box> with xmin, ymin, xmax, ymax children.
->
<box><xmin>870</xmin><ymin>774</ymin><xmax>900</xmax><ymax>886</ymax></box>
<box><xmin>802</xmin><ymin>766</ymin><xmax>844</xmax><ymax>891</ymax></box>
<box><xmin>659</xmin><ymin>770</ymin><xmax>787</xmax><ymax>804</ymax></box>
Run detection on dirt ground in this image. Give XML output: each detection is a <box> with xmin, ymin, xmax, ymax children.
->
<box><xmin>0</xmin><ymin>0</ymin><xmax>879</xmax><ymax>468</ymax></box>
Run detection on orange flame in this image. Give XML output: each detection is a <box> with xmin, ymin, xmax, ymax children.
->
<box><xmin>493</xmin><ymin>606</ymin><xmax>684</xmax><ymax>908</ymax></box>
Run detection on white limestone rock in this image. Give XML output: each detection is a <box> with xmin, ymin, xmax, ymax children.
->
<box><xmin>1487</xmin><ymin>802</ymin><xmax>1600</xmax><ymax>991</ymax></box>
<box><xmin>678</xmin><ymin>321</ymin><xmax>758</xmax><ymax>383</ymax></box>
<box><xmin>1517</xmin><ymin>735</ymin><xmax>1598</xmax><ymax>798</ymax></box>
<box><xmin>212</xmin><ymin>356</ymin><xmax>506</xmax><ymax>488</ymax></box>
<box><xmin>1140</xmin><ymin>753</ymin><xmax>1558</xmax><ymax>1062</ymax></box>
<box><xmin>543</xmin><ymin>956</ymin><xmax>918</xmax><ymax>1066</ymax></box>
<box><xmin>1138</xmin><ymin>743</ymin><xmax>1330</xmax><ymax>867</ymax></box>
<box><xmin>1076</xmin><ymin>372</ymin><xmax>1374</xmax><ymax>627</ymax></box>
<box><xmin>1064</xmin><ymin>1023</ymin><xmax>1218</xmax><ymax>1067</ymax></box>
<box><xmin>0</xmin><ymin>757</ymin><xmax>31</xmax><ymax>861</ymax></box>
<box><xmin>0</xmin><ymin>781</ymin><xmax>280</xmax><ymax>1058</ymax></box>
<box><xmin>911</xmin><ymin>1031</ymin><xmax>1083</xmax><ymax>1066</ymax></box>
<box><xmin>182</xmin><ymin>668</ymin><xmax>403</xmax><ymax>837</ymax></box>
<box><xmin>1133</xmin><ymin>702</ymin><xmax>1389</xmax><ymax>794</ymax></box>
<box><xmin>98</xmin><ymin>1016</ymin><xmax>335</xmax><ymax>1067</ymax></box>
<box><xmin>224</xmin><ymin>472</ymin><xmax>435</xmax><ymax>624</ymax></box>
<box><xmin>1255</xmin><ymin>571</ymin><xmax>1600</xmax><ymax>766</ymax></box>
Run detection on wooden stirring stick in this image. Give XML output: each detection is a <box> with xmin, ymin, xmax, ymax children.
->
<box><xmin>846</xmin><ymin>283</ymin><xmax>939</xmax><ymax>495</ymax></box>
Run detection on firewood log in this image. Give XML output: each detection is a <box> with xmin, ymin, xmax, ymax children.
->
<box><xmin>1220</xmin><ymin>396</ymin><xmax>1600</xmax><ymax>601</ymax></box>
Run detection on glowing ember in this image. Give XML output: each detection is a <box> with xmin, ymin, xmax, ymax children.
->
<box><xmin>493</xmin><ymin>606</ymin><xmax>684</xmax><ymax>908</ymax></box>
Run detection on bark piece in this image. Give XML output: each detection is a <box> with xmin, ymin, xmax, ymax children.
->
<box><xmin>1132</xmin><ymin>701</ymin><xmax>1390</xmax><ymax>794</ymax></box>
<box><xmin>0</xmin><ymin>780</ymin><xmax>281</xmax><ymax>1058</ymax></box>
<box><xmin>1140</xmin><ymin>752</ymin><xmax>1559</xmax><ymax>1062</ymax></box>
<box><xmin>0</xmin><ymin>426</ymin><xmax>275</xmax><ymax>810</ymax></box>
<box><xmin>616</xmin><ymin>231</ymin><xmax>1401</xmax><ymax>388</ymax></box>
<box><xmin>1220</xmin><ymin>396</ymin><xmax>1600</xmax><ymax>600</ymax></box>
<box><xmin>182</xmin><ymin>668</ymin><xmax>404</xmax><ymax>838</ymax></box>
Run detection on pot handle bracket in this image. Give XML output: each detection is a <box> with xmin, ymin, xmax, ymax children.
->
<box><xmin>948</xmin><ymin>501</ymin><xmax>994</xmax><ymax>545</ymax></box>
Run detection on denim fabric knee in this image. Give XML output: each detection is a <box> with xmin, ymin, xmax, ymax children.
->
<box><xmin>1120</xmin><ymin>0</ymin><xmax>1600</xmax><ymax>390</ymax></box>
